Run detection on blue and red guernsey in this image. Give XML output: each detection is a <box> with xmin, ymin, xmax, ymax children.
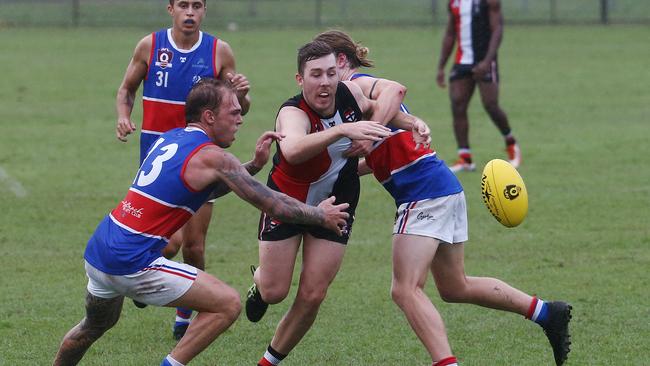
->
<box><xmin>268</xmin><ymin>82</ymin><xmax>362</xmax><ymax>207</ymax></box>
<box><xmin>350</xmin><ymin>73</ymin><xmax>463</xmax><ymax>206</ymax></box>
<box><xmin>449</xmin><ymin>0</ymin><xmax>491</xmax><ymax>65</ymax></box>
<box><xmin>141</xmin><ymin>29</ymin><xmax>219</xmax><ymax>163</ymax></box>
<box><xmin>84</xmin><ymin>127</ymin><xmax>215</xmax><ymax>275</ymax></box>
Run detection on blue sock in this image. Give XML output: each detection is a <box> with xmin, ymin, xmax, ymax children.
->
<box><xmin>526</xmin><ymin>297</ymin><xmax>550</xmax><ymax>326</ymax></box>
<box><xmin>175</xmin><ymin>307</ymin><xmax>192</xmax><ymax>328</ymax></box>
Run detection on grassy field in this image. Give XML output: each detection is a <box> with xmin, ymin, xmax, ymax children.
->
<box><xmin>0</xmin><ymin>25</ymin><xmax>649</xmax><ymax>365</ymax></box>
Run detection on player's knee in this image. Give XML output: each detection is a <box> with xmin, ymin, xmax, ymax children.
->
<box><xmin>182</xmin><ymin>240</ymin><xmax>205</xmax><ymax>257</ymax></box>
<box><xmin>161</xmin><ymin>244</ymin><xmax>180</xmax><ymax>259</ymax></box>
<box><xmin>482</xmin><ymin>101</ymin><xmax>501</xmax><ymax>116</ymax></box>
<box><xmin>390</xmin><ymin>281</ymin><xmax>420</xmax><ymax>306</ymax></box>
<box><xmin>438</xmin><ymin>285</ymin><xmax>467</xmax><ymax>303</ymax></box>
<box><xmin>261</xmin><ymin>284</ymin><xmax>290</xmax><ymax>304</ymax></box>
<box><xmin>209</xmin><ymin>286</ymin><xmax>241</xmax><ymax>319</ymax></box>
<box><xmin>296</xmin><ymin>286</ymin><xmax>328</xmax><ymax>309</ymax></box>
<box><xmin>79</xmin><ymin>317</ymin><xmax>116</xmax><ymax>339</ymax></box>
<box><xmin>450</xmin><ymin>101</ymin><xmax>469</xmax><ymax>116</ymax></box>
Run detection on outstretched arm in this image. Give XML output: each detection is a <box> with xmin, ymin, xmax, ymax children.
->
<box><xmin>186</xmin><ymin>146</ymin><xmax>349</xmax><ymax>234</ymax></box>
<box><xmin>208</xmin><ymin>131</ymin><xmax>283</xmax><ymax>200</ymax></box>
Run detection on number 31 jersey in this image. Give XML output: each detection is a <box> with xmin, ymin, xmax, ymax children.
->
<box><xmin>141</xmin><ymin>29</ymin><xmax>219</xmax><ymax>163</ymax></box>
<box><xmin>84</xmin><ymin>127</ymin><xmax>214</xmax><ymax>275</ymax></box>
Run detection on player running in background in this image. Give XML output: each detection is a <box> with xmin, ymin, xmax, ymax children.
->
<box><xmin>315</xmin><ymin>29</ymin><xmax>572</xmax><ymax>366</ymax></box>
<box><xmin>115</xmin><ymin>0</ymin><xmax>250</xmax><ymax>339</ymax></box>
<box><xmin>53</xmin><ymin>79</ymin><xmax>349</xmax><ymax>366</ymax></box>
<box><xmin>244</xmin><ymin>41</ymin><xmax>392</xmax><ymax>366</ymax></box>
<box><xmin>436</xmin><ymin>0</ymin><xmax>521</xmax><ymax>172</ymax></box>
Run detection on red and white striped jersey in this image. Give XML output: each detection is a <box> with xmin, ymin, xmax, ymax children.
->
<box><xmin>449</xmin><ymin>0</ymin><xmax>492</xmax><ymax>65</ymax></box>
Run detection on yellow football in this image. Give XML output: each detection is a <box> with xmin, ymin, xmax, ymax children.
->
<box><xmin>480</xmin><ymin>159</ymin><xmax>528</xmax><ymax>227</ymax></box>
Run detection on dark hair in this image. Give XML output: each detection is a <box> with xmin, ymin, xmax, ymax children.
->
<box><xmin>169</xmin><ymin>0</ymin><xmax>206</xmax><ymax>5</ymax></box>
<box><xmin>185</xmin><ymin>78</ymin><xmax>234</xmax><ymax>124</ymax></box>
<box><xmin>314</xmin><ymin>30</ymin><xmax>373</xmax><ymax>69</ymax></box>
<box><xmin>297</xmin><ymin>40</ymin><xmax>335</xmax><ymax>75</ymax></box>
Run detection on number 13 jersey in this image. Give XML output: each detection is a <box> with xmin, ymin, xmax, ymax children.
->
<box><xmin>85</xmin><ymin>127</ymin><xmax>215</xmax><ymax>275</ymax></box>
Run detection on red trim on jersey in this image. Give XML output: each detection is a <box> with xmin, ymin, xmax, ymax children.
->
<box><xmin>451</xmin><ymin>1</ymin><xmax>462</xmax><ymax>64</ymax></box>
<box><xmin>145</xmin><ymin>32</ymin><xmax>156</xmax><ymax>81</ymax></box>
<box><xmin>212</xmin><ymin>38</ymin><xmax>219</xmax><ymax>78</ymax></box>
<box><xmin>366</xmin><ymin>131</ymin><xmax>434</xmax><ymax>183</ymax></box>
<box><xmin>142</xmin><ymin>99</ymin><xmax>185</xmax><ymax>132</ymax></box>
<box><xmin>111</xmin><ymin>190</ymin><xmax>192</xmax><ymax>238</ymax></box>
<box><xmin>269</xmin><ymin>99</ymin><xmax>332</xmax><ymax>201</ymax></box>
<box><xmin>180</xmin><ymin>142</ymin><xmax>214</xmax><ymax>192</ymax></box>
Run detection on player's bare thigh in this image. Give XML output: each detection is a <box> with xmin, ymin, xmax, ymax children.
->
<box><xmin>257</xmin><ymin>235</ymin><xmax>302</xmax><ymax>303</ymax></box>
<box><xmin>297</xmin><ymin>234</ymin><xmax>347</xmax><ymax>296</ymax></box>
<box><xmin>166</xmin><ymin>271</ymin><xmax>239</xmax><ymax>313</ymax></box>
<box><xmin>449</xmin><ymin>78</ymin><xmax>476</xmax><ymax>110</ymax></box>
<box><xmin>392</xmin><ymin>234</ymin><xmax>440</xmax><ymax>288</ymax></box>
<box><xmin>431</xmin><ymin>243</ymin><xmax>467</xmax><ymax>293</ymax></box>
<box><xmin>477</xmin><ymin>80</ymin><xmax>501</xmax><ymax>109</ymax></box>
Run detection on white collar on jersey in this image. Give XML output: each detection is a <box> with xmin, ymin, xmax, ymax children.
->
<box><xmin>167</xmin><ymin>28</ymin><xmax>204</xmax><ymax>53</ymax></box>
<box><xmin>185</xmin><ymin>126</ymin><xmax>208</xmax><ymax>135</ymax></box>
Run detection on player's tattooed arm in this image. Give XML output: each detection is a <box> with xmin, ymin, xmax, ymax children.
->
<box><xmin>207</xmin><ymin>131</ymin><xmax>282</xmax><ymax>200</ymax></box>
<box><xmin>216</xmin><ymin>154</ymin><xmax>327</xmax><ymax>226</ymax></box>
<box><xmin>206</xmin><ymin>160</ymin><xmax>262</xmax><ymax>200</ymax></box>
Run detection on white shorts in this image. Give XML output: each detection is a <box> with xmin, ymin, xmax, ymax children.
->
<box><xmin>85</xmin><ymin>257</ymin><xmax>198</xmax><ymax>306</ymax></box>
<box><xmin>393</xmin><ymin>192</ymin><xmax>468</xmax><ymax>244</ymax></box>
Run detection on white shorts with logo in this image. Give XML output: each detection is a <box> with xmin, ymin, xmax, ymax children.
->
<box><xmin>85</xmin><ymin>257</ymin><xmax>198</xmax><ymax>306</ymax></box>
<box><xmin>393</xmin><ymin>192</ymin><xmax>468</xmax><ymax>244</ymax></box>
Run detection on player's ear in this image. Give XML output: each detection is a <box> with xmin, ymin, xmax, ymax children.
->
<box><xmin>295</xmin><ymin>73</ymin><xmax>303</xmax><ymax>87</ymax></box>
<box><xmin>336</xmin><ymin>53</ymin><xmax>347</xmax><ymax>68</ymax></box>
<box><xmin>202</xmin><ymin>108</ymin><xmax>214</xmax><ymax>124</ymax></box>
<box><xmin>167</xmin><ymin>3</ymin><xmax>174</xmax><ymax>16</ymax></box>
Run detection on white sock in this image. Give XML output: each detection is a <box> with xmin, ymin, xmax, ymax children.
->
<box><xmin>165</xmin><ymin>355</ymin><xmax>185</xmax><ymax>366</ymax></box>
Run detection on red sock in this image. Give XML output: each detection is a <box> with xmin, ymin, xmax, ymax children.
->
<box><xmin>434</xmin><ymin>356</ymin><xmax>458</xmax><ymax>366</ymax></box>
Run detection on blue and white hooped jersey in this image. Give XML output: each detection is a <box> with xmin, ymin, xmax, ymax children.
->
<box><xmin>350</xmin><ymin>73</ymin><xmax>463</xmax><ymax>206</ymax></box>
<box><xmin>141</xmin><ymin>29</ymin><xmax>219</xmax><ymax>163</ymax></box>
<box><xmin>84</xmin><ymin>127</ymin><xmax>215</xmax><ymax>275</ymax></box>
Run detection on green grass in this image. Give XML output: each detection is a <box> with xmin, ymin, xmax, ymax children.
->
<box><xmin>0</xmin><ymin>25</ymin><xmax>649</xmax><ymax>365</ymax></box>
<box><xmin>0</xmin><ymin>0</ymin><xmax>648</xmax><ymax>27</ymax></box>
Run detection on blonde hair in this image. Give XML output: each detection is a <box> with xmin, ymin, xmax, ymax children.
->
<box><xmin>314</xmin><ymin>30</ymin><xmax>374</xmax><ymax>69</ymax></box>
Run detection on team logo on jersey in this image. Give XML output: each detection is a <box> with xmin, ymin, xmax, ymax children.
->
<box><xmin>119</xmin><ymin>200</ymin><xmax>144</xmax><ymax>219</ymax></box>
<box><xmin>343</xmin><ymin>108</ymin><xmax>356</xmax><ymax>122</ymax></box>
<box><xmin>192</xmin><ymin>57</ymin><xmax>209</xmax><ymax>69</ymax></box>
<box><xmin>180</xmin><ymin>56</ymin><xmax>187</xmax><ymax>63</ymax></box>
<box><xmin>155</xmin><ymin>48</ymin><xmax>174</xmax><ymax>69</ymax></box>
<box><xmin>192</xmin><ymin>75</ymin><xmax>202</xmax><ymax>84</ymax></box>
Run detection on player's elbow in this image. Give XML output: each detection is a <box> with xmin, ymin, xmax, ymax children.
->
<box><xmin>281</xmin><ymin>148</ymin><xmax>307</xmax><ymax>165</ymax></box>
<box><xmin>385</xmin><ymin>81</ymin><xmax>407</xmax><ymax>100</ymax></box>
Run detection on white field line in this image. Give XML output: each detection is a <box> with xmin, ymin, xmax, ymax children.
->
<box><xmin>0</xmin><ymin>166</ymin><xmax>27</xmax><ymax>198</ymax></box>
